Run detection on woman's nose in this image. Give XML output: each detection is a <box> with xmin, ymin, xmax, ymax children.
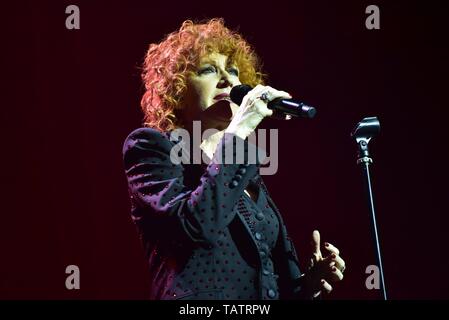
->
<box><xmin>217</xmin><ymin>71</ymin><xmax>233</xmax><ymax>88</ymax></box>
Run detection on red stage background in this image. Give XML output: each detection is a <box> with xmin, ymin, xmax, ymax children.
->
<box><xmin>2</xmin><ymin>0</ymin><xmax>448</xmax><ymax>299</ymax></box>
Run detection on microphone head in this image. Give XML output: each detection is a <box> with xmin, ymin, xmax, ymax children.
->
<box><xmin>230</xmin><ymin>84</ymin><xmax>252</xmax><ymax>105</ymax></box>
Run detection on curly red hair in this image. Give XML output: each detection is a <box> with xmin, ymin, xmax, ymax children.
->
<box><xmin>140</xmin><ymin>18</ymin><xmax>265</xmax><ymax>132</ymax></box>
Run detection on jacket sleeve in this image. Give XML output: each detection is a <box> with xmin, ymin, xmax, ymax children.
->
<box><xmin>122</xmin><ymin>127</ymin><xmax>263</xmax><ymax>246</ymax></box>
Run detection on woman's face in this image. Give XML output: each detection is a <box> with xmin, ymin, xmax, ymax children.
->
<box><xmin>185</xmin><ymin>52</ymin><xmax>241</xmax><ymax>117</ymax></box>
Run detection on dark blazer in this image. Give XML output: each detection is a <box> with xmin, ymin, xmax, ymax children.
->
<box><xmin>122</xmin><ymin>127</ymin><xmax>307</xmax><ymax>300</ymax></box>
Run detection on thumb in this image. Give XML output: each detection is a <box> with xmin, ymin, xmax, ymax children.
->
<box><xmin>311</xmin><ymin>230</ymin><xmax>322</xmax><ymax>261</ymax></box>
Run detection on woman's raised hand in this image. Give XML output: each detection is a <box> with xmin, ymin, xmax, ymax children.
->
<box><xmin>225</xmin><ymin>84</ymin><xmax>291</xmax><ymax>139</ymax></box>
<box><xmin>302</xmin><ymin>230</ymin><xmax>346</xmax><ymax>298</ymax></box>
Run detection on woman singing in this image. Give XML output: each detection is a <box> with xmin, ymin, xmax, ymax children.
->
<box><xmin>122</xmin><ymin>18</ymin><xmax>345</xmax><ymax>300</ymax></box>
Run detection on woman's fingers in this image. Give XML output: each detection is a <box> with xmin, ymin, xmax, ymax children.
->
<box><xmin>321</xmin><ymin>279</ymin><xmax>333</xmax><ymax>294</ymax></box>
<box><xmin>328</xmin><ymin>263</ymin><xmax>344</xmax><ymax>282</ymax></box>
<box><xmin>245</xmin><ymin>85</ymin><xmax>291</xmax><ymax>117</ymax></box>
<box><xmin>323</xmin><ymin>242</ymin><xmax>346</xmax><ymax>272</ymax></box>
<box><xmin>232</xmin><ymin>84</ymin><xmax>293</xmax><ymax>136</ymax></box>
<box><xmin>305</xmin><ymin>234</ymin><xmax>345</xmax><ymax>295</ymax></box>
<box><xmin>324</xmin><ymin>252</ymin><xmax>346</xmax><ymax>273</ymax></box>
<box><xmin>256</xmin><ymin>86</ymin><xmax>292</xmax><ymax>108</ymax></box>
<box><xmin>241</xmin><ymin>86</ymin><xmax>270</xmax><ymax>116</ymax></box>
<box><xmin>311</xmin><ymin>230</ymin><xmax>322</xmax><ymax>263</ymax></box>
<box><xmin>333</xmin><ymin>254</ymin><xmax>346</xmax><ymax>273</ymax></box>
<box><xmin>324</xmin><ymin>242</ymin><xmax>340</xmax><ymax>256</ymax></box>
<box><xmin>251</xmin><ymin>86</ymin><xmax>273</xmax><ymax>117</ymax></box>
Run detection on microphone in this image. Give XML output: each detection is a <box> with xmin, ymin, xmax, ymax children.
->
<box><xmin>230</xmin><ymin>84</ymin><xmax>316</xmax><ymax>119</ymax></box>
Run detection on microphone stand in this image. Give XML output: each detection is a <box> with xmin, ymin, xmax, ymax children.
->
<box><xmin>351</xmin><ymin>117</ymin><xmax>387</xmax><ymax>300</ymax></box>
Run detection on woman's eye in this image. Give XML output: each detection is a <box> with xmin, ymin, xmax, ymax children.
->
<box><xmin>199</xmin><ymin>66</ymin><xmax>216</xmax><ymax>74</ymax></box>
<box><xmin>228</xmin><ymin>68</ymin><xmax>239</xmax><ymax>76</ymax></box>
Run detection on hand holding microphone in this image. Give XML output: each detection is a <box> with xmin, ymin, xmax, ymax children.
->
<box><xmin>225</xmin><ymin>84</ymin><xmax>316</xmax><ymax>140</ymax></box>
<box><xmin>231</xmin><ymin>84</ymin><xmax>316</xmax><ymax>119</ymax></box>
<box><xmin>225</xmin><ymin>84</ymin><xmax>292</xmax><ymax>140</ymax></box>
